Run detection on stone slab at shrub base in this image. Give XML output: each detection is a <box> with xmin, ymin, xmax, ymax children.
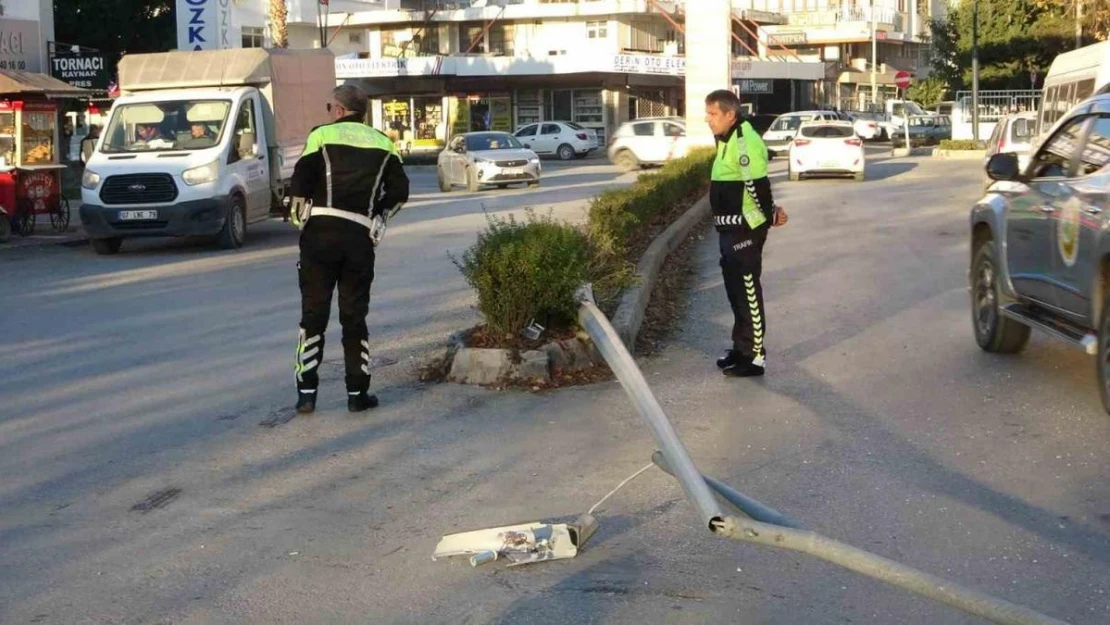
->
<box><xmin>445</xmin><ymin>336</ymin><xmax>604</xmax><ymax>387</ymax></box>
<box><xmin>932</xmin><ymin>148</ymin><xmax>987</xmax><ymax>160</ymax></box>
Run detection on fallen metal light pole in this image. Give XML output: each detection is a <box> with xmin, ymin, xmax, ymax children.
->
<box><xmin>574</xmin><ymin>285</ymin><xmax>1070</xmax><ymax>625</ymax></box>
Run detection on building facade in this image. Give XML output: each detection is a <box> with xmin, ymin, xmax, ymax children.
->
<box><xmin>751</xmin><ymin>0</ymin><xmax>946</xmax><ymax>110</ymax></box>
<box><xmin>0</xmin><ymin>0</ymin><xmax>55</xmax><ymax>74</ymax></box>
<box><xmin>215</xmin><ymin>0</ymin><xmax>830</xmax><ymax>154</ymax></box>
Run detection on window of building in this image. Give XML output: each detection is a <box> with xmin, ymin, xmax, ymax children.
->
<box><xmin>459</xmin><ymin>24</ymin><xmax>482</xmax><ymax>53</ymax></box>
<box><xmin>487</xmin><ymin>25</ymin><xmax>513</xmax><ymax>56</ymax></box>
<box><xmin>242</xmin><ymin>27</ymin><xmax>264</xmax><ymax>49</ymax></box>
<box><xmin>587</xmin><ymin>21</ymin><xmax>608</xmax><ymax>39</ymax></box>
<box><xmin>348</xmin><ymin>32</ymin><xmax>363</xmax><ymax>45</ymax></box>
<box><xmin>418</xmin><ymin>26</ymin><xmax>440</xmax><ymax>55</ymax></box>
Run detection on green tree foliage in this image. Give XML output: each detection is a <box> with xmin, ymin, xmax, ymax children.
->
<box><xmin>929</xmin><ymin>0</ymin><xmax>1087</xmax><ymax>92</ymax></box>
<box><xmin>53</xmin><ymin>0</ymin><xmax>176</xmax><ymax>81</ymax></box>
<box><xmin>907</xmin><ymin>75</ymin><xmax>949</xmax><ymax>108</ymax></box>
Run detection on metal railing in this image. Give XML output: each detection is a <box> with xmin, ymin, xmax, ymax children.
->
<box><xmin>954</xmin><ymin>90</ymin><xmax>1042</xmax><ymax>124</ymax></box>
<box><xmin>574</xmin><ymin>283</ymin><xmax>1071</xmax><ymax>625</ymax></box>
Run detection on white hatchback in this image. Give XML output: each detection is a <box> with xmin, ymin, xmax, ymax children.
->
<box><xmin>788</xmin><ymin>121</ymin><xmax>866</xmax><ymax>182</ymax></box>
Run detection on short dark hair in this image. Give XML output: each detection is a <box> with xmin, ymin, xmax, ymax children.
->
<box><xmin>705</xmin><ymin>89</ymin><xmax>741</xmax><ymax>115</ymax></box>
<box><xmin>333</xmin><ymin>84</ymin><xmax>368</xmax><ymax>115</ymax></box>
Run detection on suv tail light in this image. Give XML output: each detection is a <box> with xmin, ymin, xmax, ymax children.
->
<box><xmin>793</xmin><ymin>139</ymin><xmax>811</xmax><ymax>147</ymax></box>
<box><xmin>576</xmin><ymin>133</ymin><xmax>589</xmax><ymax>140</ymax></box>
<box><xmin>844</xmin><ymin>138</ymin><xmax>862</xmax><ymax>146</ymax></box>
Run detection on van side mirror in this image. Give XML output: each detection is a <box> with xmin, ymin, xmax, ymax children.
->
<box><xmin>985</xmin><ymin>152</ymin><xmax>1021</xmax><ymax>181</ymax></box>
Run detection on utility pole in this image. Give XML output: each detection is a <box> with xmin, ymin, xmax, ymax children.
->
<box><xmin>972</xmin><ymin>0</ymin><xmax>980</xmax><ymax>143</ymax></box>
<box><xmin>870</xmin><ymin>0</ymin><xmax>878</xmax><ymax>110</ymax></box>
<box><xmin>1076</xmin><ymin>0</ymin><xmax>1084</xmax><ymax>49</ymax></box>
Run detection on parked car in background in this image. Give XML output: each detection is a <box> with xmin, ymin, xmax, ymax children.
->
<box><xmin>607</xmin><ymin>117</ymin><xmax>687</xmax><ymax>171</ymax></box>
<box><xmin>513</xmin><ymin>121</ymin><xmax>598</xmax><ymax>160</ymax></box>
<box><xmin>748</xmin><ymin>113</ymin><xmax>780</xmax><ymax>136</ymax></box>
<box><xmin>847</xmin><ymin>112</ymin><xmax>883</xmax><ymax>140</ymax></box>
<box><xmin>762</xmin><ymin>110</ymin><xmax>842</xmax><ymax>157</ymax></box>
<box><xmin>437</xmin><ymin>132</ymin><xmax>540</xmax><ymax>192</ymax></box>
<box><xmin>787</xmin><ymin>120</ymin><xmax>866</xmax><ymax>182</ymax></box>
<box><xmin>890</xmin><ymin>115</ymin><xmax>948</xmax><ymax>147</ymax></box>
<box><xmin>983</xmin><ymin>111</ymin><xmax>1037</xmax><ymax>179</ymax></box>
<box><xmin>935</xmin><ymin>101</ymin><xmax>955</xmax><ymax>116</ymax></box>
<box><xmin>970</xmin><ymin>93</ymin><xmax>1110</xmax><ymax>413</ymax></box>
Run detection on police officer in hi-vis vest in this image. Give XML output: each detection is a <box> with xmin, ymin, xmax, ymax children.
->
<box><xmin>704</xmin><ymin>89</ymin><xmax>788</xmax><ymax>377</ymax></box>
<box><xmin>288</xmin><ymin>85</ymin><xmax>409</xmax><ymax>414</ymax></box>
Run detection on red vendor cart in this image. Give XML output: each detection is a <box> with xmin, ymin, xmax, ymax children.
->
<box><xmin>0</xmin><ymin>71</ymin><xmax>89</xmax><ymax>241</ymax></box>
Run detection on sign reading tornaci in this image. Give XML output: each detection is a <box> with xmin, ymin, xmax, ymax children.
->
<box><xmin>49</xmin><ymin>48</ymin><xmax>108</xmax><ymax>90</ymax></box>
<box><xmin>175</xmin><ymin>0</ymin><xmax>239</xmax><ymax>51</ymax></box>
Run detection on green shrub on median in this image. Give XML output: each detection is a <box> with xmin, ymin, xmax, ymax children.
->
<box><xmin>454</xmin><ymin>148</ymin><xmax>715</xmax><ymax>339</ymax></box>
<box><xmin>453</xmin><ymin>210</ymin><xmax>596</xmax><ymax>338</ymax></box>
<box><xmin>939</xmin><ymin>139</ymin><xmax>984</xmax><ymax>151</ymax></box>
<box><xmin>587</xmin><ymin>147</ymin><xmax>715</xmax><ymax>259</ymax></box>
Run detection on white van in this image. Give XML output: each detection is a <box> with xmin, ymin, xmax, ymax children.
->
<box><xmin>80</xmin><ymin>48</ymin><xmax>335</xmax><ymax>255</ymax></box>
<box><xmin>763</xmin><ymin>110</ymin><xmax>842</xmax><ymax>156</ymax></box>
<box><xmin>1036</xmin><ymin>40</ymin><xmax>1110</xmax><ymax>140</ymax></box>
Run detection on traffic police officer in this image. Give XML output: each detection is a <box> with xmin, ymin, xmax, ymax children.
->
<box><xmin>289</xmin><ymin>85</ymin><xmax>409</xmax><ymax>413</ymax></box>
<box><xmin>704</xmin><ymin>89</ymin><xmax>787</xmax><ymax>377</ymax></box>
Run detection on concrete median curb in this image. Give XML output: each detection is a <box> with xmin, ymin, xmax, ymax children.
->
<box><xmin>932</xmin><ymin>148</ymin><xmax>988</xmax><ymax>161</ymax></box>
<box><xmin>610</xmin><ymin>193</ymin><xmax>711</xmax><ymax>349</ymax></box>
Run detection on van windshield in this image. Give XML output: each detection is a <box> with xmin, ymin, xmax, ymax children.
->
<box><xmin>102</xmin><ymin>100</ymin><xmax>232</xmax><ymax>153</ymax></box>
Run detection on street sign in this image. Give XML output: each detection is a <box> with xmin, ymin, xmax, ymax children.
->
<box><xmin>895</xmin><ymin>71</ymin><xmax>912</xmax><ymax>89</ymax></box>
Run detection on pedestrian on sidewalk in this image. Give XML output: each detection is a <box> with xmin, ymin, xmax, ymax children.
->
<box><xmin>704</xmin><ymin>89</ymin><xmax>788</xmax><ymax>378</ymax></box>
<box><xmin>288</xmin><ymin>84</ymin><xmax>409</xmax><ymax>414</ymax></box>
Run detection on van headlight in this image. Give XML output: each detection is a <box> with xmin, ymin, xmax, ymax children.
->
<box><xmin>183</xmin><ymin>160</ymin><xmax>219</xmax><ymax>186</ymax></box>
<box><xmin>81</xmin><ymin>169</ymin><xmax>101</xmax><ymax>189</ymax></box>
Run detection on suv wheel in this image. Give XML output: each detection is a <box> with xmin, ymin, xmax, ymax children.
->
<box><xmin>971</xmin><ymin>240</ymin><xmax>1030</xmax><ymax>353</ymax></box>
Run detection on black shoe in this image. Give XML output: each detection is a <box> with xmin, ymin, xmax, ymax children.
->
<box><xmin>348</xmin><ymin>392</ymin><xmax>379</xmax><ymax>413</ymax></box>
<box><xmin>295</xmin><ymin>391</ymin><xmax>317</xmax><ymax>414</ymax></box>
<box><xmin>716</xmin><ymin>350</ymin><xmax>740</xmax><ymax>369</ymax></box>
<box><xmin>722</xmin><ymin>361</ymin><xmax>765</xmax><ymax>378</ymax></box>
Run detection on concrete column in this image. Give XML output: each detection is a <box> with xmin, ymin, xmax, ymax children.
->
<box><xmin>684</xmin><ymin>0</ymin><xmax>733</xmax><ymax>148</ymax></box>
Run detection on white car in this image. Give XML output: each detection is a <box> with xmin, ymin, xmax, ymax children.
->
<box><xmin>787</xmin><ymin>121</ymin><xmax>866</xmax><ymax>182</ymax></box>
<box><xmin>606</xmin><ymin>117</ymin><xmax>688</xmax><ymax>171</ymax></box>
<box><xmin>984</xmin><ymin>111</ymin><xmax>1037</xmax><ymax>176</ymax></box>
<box><xmin>513</xmin><ymin>121</ymin><xmax>599</xmax><ymax>161</ymax></box>
<box><xmin>847</xmin><ymin>112</ymin><xmax>883</xmax><ymax>140</ymax></box>
<box><xmin>437</xmin><ymin>132</ymin><xmax>541</xmax><ymax>192</ymax></box>
<box><xmin>762</xmin><ymin>110</ymin><xmax>842</xmax><ymax>156</ymax></box>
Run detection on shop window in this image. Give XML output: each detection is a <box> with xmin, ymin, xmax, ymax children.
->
<box><xmin>587</xmin><ymin>21</ymin><xmax>608</xmax><ymax>39</ymax></box>
<box><xmin>413</xmin><ymin>97</ymin><xmax>444</xmax><ymax>146</ymax></box>
<box><xmin>242</xmin><ymin>27</ymin><xmax>264</xmax><ymax>49</ymax></box>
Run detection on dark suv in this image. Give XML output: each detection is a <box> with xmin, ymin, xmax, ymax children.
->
<box><xmin>971</xmin><ymin>93</ymin><xmax>1110</xmax><ymax>412</ymax></box>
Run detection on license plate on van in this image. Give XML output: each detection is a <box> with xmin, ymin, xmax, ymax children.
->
<box><xmin>119</xmin><ymin>210</ymin><xmax>158</xmax><ymax>220</ymax></box>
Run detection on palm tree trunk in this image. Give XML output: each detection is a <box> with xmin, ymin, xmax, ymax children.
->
<box><xmin>269</xmin><ymin>0</ymin><xmax>289</xmax><ymax>48</ymax></box>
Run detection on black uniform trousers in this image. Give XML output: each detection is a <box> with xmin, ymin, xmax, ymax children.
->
<box><xmin>296</xmin><ymin>219</ymin><xmax>375</xmax><ymax>394</ymax></box>
<box><xmin>719</xmin><ymin>225</ymin><xmax>768</xmax><ymax>364</ymax></box>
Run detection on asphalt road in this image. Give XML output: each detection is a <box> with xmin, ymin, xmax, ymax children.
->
<box><xmin>1</xmin><ymin>149</ymin><xmax>1107</xmax><ymax>625</ymax></box>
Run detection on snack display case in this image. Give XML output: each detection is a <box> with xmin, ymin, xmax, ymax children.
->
<box><xmin>0</xmin><ymin>99</ymin><xmax>70</xmax><ymax>237</ymax></box>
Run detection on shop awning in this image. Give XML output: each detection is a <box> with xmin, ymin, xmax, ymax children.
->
<box><xmin>0</xmin><ymin>70</ymin><xmax>91</xmax><ymax>97</ymax></box>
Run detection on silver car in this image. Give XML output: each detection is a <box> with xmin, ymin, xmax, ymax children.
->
<box><xmin>437</xmin><ymin>132</ymin><xmax>541</xmax><ymax>192</ymax></box>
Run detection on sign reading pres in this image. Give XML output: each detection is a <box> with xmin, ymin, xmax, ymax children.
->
<box><xmin>50</xmin><ymin>50</ymin><xmax>108</xmax><ymax>90</ymax></box>
<box><xmin>176</xmin><ymin>0</ymin><xmax>239</xmax><ymax>51</ymax></box>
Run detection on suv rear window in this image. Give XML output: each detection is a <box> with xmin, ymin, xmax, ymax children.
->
<box><xmin>800</xmin><ymin>125</ymin><xmax>855</xmax><ymax>138</ymax></box>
